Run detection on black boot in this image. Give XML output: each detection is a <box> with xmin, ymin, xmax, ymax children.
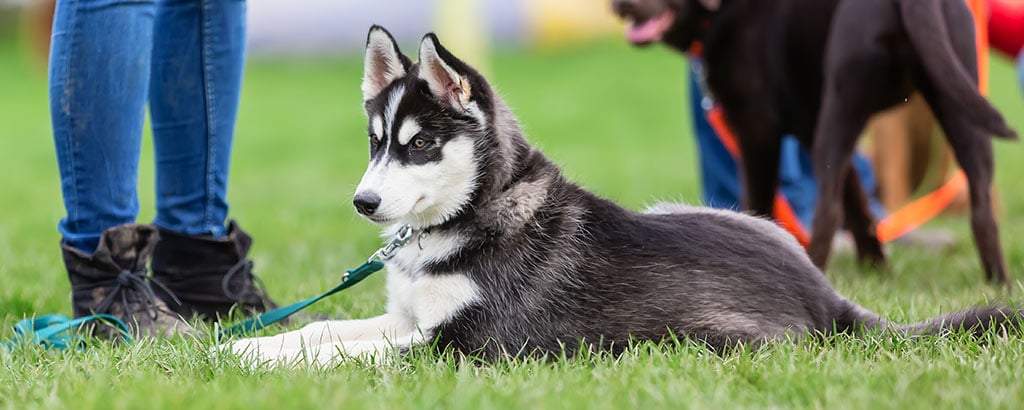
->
<box><xmin>64</xmin><ymin>224</ymin><xmax>194</xmax><ymax>338</ymax></box>
<box><xmin>151</xmin><ymin>220</ymin><xmax>278</xmax><ymax>321</ymax></box>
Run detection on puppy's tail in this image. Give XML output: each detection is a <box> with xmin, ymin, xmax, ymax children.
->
<box><xmin>899</xmin><ymin>0</ymin><xmax>1018</xmax><ymax>140</ymax></box>
<box><xmin>834</xmin><ymin>299</ymin><xmax>1023</xmax><ymax>338</ymax></box>
<box><xmin>895</xmin><ymin>305</ymin><xmax>1023</xmax><ymax>337</ymax></box>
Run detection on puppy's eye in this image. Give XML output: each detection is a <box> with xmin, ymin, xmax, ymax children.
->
<box><xmin>412</xmin><ymin>137</ymin><xmax>429</xmax><ymax>148</ymax></box>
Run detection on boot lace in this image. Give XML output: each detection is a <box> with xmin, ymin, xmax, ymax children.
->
<box><xmin>78</xmin><ymin>269</ymin><xmax>183</xmax><ymax>321</ymax></box>
<box><xmin>221</xmin><ymin>260</ymin><xmax>272</xmax><ymax>309</ymax></box>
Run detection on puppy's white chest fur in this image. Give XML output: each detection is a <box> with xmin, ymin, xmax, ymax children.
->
<box><xmin>384</xmin><ymin>229</ymin><xmax>480</xmax><ymax>330</ymax></box>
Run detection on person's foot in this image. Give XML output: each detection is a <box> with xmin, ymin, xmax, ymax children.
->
<box><xmin>151</xmin><ymin>220</ymin><xmax>280</xmax><ymax>322</ymax></box>
<box><xmin>64</xmin><ymin>224</ymin><xmax>195</xmax><ymax>338</ymax></box>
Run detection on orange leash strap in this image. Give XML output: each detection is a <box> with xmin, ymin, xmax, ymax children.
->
<box><xmin>706</xmin><ymin>106</ymin><xmax>812</xmax><ymax>247</ymax></box>
<box><xmin>876</xmin><ymin>171</ymin><xmax>967</xmax><ymax>242</ymax></box>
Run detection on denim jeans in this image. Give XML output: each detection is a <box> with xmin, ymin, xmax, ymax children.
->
<box><xmin>688</xmin><ymin>63</ymin><xmax>885</xmax><ymax>228</ymax></box>
<box><xmin>1018</xmin><ymin>52</ymin><xmax>1023</xmax><ymax>95</ymax></box>
<box><xmin>49</xmin><ymin>0</ymin><xmax>246</xmax><ymax>254</ymax></box>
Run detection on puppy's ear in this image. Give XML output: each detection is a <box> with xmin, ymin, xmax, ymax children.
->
<box><xmin>417</xmin><ymin>33</ymin><xmax>474</xmax><ymax>110</ymax></box>
<box><xmin>697</xmin><ymin>0</ymin><xmax>720</xmax><ymax>11</ymax></box>
<box><xmin>363</xmin><ymin>25</ymin><xmax>411</xmax><ymax>102</ymax></box>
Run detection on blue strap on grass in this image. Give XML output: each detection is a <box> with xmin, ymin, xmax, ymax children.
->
<box><xmin>6</xmin><ymin>313</ymin><xmax>131</xmax><ymax>350</ymax></box>
<box><xmin>217</xmin><ymin>260</ymin><xmax>384</xmax><ymax>338</ymax></box>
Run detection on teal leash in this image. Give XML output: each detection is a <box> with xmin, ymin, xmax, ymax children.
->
<box><xmin>219</xmin><ymin>225</ymin><xmax>415</xmax><ymax>339</ymax></box>
<box><xmin>7</xmin><ymin>314</ymin><xmax>131</xmax><ymax>350</ymax></box>
<box><xmin>6</xmin><ymin>225</ymin><xmax>414</xmax><ymax>349</ymax></box>
<box><xmin>217</xmin><ymin>259</ymin><xmax>385</xmax><ymax>338</ymax></box>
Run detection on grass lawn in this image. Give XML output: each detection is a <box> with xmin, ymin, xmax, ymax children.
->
<box><xmin>2</xmin><ymin>30</ymin><xmax>1024</xmax><ymax>409</ymax></box>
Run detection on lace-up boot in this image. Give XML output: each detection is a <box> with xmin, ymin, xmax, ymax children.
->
<box><xmin>151</xmin><ymin>220</ymin><xmax>278</xmax><ymax>321</ymax></box>
<box><xmin>64</xmin><ymin>224</ymin><xmax>193</xmax><ymax>338</ymax></box>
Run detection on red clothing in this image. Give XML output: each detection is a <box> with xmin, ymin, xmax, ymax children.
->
<box><xmin>989</xmin><ymin>0</ymin><xmax>1024</xmax><ymax>57</ymax></box>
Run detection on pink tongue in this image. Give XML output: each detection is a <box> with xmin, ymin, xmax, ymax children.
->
<box><xmin>626</xmin><ymin>12</ymin><xmax>671</xmax><ymax>44</ymax></box>
<box><xmin>627</xmin><ymin>19</ymin><xmax>663</xmax><ymax>44</ymax></box>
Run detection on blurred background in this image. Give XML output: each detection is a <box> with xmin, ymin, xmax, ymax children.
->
<box><xmin>1</xmin><ymin>0</ymin><xmax>625</xmax><ymax>62</ymax></box>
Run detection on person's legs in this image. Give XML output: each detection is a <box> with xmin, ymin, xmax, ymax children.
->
<box><xmin>1018</xmin><ymin>51</ymin><xmax>1023</xmax><ymax>95</ymax></box>
<box><xmin>49</xmin><ymin>0</ymin><xmax>191</xmax><ymax>336</ymax></box>
<box><xmin>148</xmin><ymin>0</ymin><xmax>277</xmax><ymax>320</ymax></box>
<box><xmin>150</xmin><ymin>0</ymin><xmax>246</xmax><ymax>236</ymax></box>
<box><xmin>689</xmin><ymin>63</ymin><xmax>740</xmax><ymax>210</ymax></box>
<box><xmin>50</xmin><ymin>0</ymin><xmax>155</xmax><ymax>254</ymax></box>
<box><xmin>776</xmin><ymin>137</ymin><xmax>818</xmax><ymax>228</ymax></box>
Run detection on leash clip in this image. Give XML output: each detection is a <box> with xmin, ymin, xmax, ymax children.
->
<box><xmin>369</xmin><ymin>225</ymin><xmax>415</xmax><ymax>263</ymax></box>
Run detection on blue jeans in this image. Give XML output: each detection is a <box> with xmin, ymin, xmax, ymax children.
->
<box><xmin>49</xmin><ymin>0</ymin><xmax>246</xmax><ymax>253</ymax></box>
<box><xmin>688</xmin><ymin>64</ymin><xmax>885</xmax><ymax>228</ymax></box>
<box><xmin>1018</xmin><ymin>52</ymin><xmax>1023</xmax><ymax>95</ymax></box>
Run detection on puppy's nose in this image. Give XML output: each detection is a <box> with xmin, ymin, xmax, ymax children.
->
<box><xmin>353</xmin><ymin>193</ymin><xmax>382</xmax><ymax>216</ymax></box>
<box><xmin>612</xmin><ymin>0</ymin><xmax>638</xmax><ymax>16</ymax></box>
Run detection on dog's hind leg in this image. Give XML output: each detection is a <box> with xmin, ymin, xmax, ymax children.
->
<box><xmin>841</xmin><ymin>171</ymin><xmax>885</xmax><ymax>267</ymax></box>
<box><xmin>921</xmin><ymin>86</ymin><xmax>1009</xmax><ymax>285</ymax></box>
<box><xmin>807</xmin><ymin>97</ymin><xmax>875</xmax><ymax>271</ymax></box>
<box><xmin>809</xmin><ymin>5</ymin><xmax>901</xmax><ymax>271</ymax></box>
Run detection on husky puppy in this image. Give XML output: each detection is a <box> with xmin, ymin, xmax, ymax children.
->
<box><xmin>226</xmin><ymin>26</ymin><xmax>1019</xmax><ymax>366</ymax></box>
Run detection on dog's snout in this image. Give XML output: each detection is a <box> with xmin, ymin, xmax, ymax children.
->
<box><xmin>612</xmin><ymin>0</ymin><xmax>639</xmax><ymax>16</ymax></box>
<box><xmin>353</xmin><ymin>193</ymin><xmax>382</xmax><ymax>216</ymax></box>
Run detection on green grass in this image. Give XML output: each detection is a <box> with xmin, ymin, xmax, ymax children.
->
<box><xmin>2</xmin><ymin>33</ymin><xmax>1024</xmax><ymax>409</ymax></box>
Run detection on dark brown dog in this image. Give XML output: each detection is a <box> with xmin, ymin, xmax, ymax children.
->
<box><xmin>612</xmin><ymin>0</ymin><xmax>1018</xmax><ymax>284</ymax></box>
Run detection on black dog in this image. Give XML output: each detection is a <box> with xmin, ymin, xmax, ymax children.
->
<box><xmin>613</xmin><ymin>0</ymin><xmax>1018</xmax><ymax>284</ymax></box>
